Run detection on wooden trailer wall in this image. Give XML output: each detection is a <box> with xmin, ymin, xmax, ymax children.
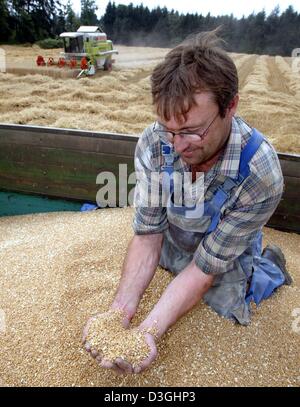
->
<box><xmin>0</xmin><ymin>123</ymin><xmax>299</xmax><ymax>232</ymax></box>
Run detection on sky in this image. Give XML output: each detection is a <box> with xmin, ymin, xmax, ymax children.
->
<box><xmin>69</xmin><ymin>0</ymin><xmax>300</xmax><ymax>19</ymax></box>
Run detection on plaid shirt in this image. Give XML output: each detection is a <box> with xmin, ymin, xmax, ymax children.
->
<box><xmin>133</xmin><ymin>116</ymin><xmax>283</xmax><ymax>275</ymax></box>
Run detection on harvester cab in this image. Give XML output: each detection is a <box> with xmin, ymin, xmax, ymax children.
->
<box><xmin>59</xmin><ymin>26</ymin><xmax>118</xmax><ymax>76</ymax></box>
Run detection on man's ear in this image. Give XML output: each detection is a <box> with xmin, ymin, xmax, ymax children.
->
<box><xmin>227</xmin><ymin>94</ymin><xmax>239</xmax><ymax>117</ymax></box>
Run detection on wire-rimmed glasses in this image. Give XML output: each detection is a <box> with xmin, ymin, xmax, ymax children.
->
<box><xmin>153</xmin><ymin>112</ymin><xmax>219</xmax><ymax>143</ymax></box>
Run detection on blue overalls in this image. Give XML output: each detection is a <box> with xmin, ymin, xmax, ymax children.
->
<box><xmin>159</xmin><ymin>129</ymin><xmax>285</xmax><ymax>325</ymax></box>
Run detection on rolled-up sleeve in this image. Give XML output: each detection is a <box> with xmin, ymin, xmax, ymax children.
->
<box><xmin>132</xmin><ymin>126</ymin><xmax>168</xmax><ymax>235</ymax></box>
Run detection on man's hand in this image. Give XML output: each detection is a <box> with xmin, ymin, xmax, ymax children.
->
<box><xmin>82</xmin><ymin>310</ymin><xmax>131</xmax><ymax>375</ymax></box>
<box><xmin>133</xmin><ymin>332</ymin><xmax>157</xmax><ymax>374</ymax></box>
<box><xmin>82</xmin><ymin>314</ymin><xmax>157</xmax><ymax>375</ymax></box>
<box><xmin>101</xmin><ymin>331</ymin><xmax>157</xmax><ymax>375</ymax></box>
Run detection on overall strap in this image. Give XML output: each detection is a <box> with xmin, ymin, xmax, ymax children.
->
<box><xmin>239</xmin><ymin>128</ymin><xmax>264</xmax><ymax>179</ymax></box>
<box><xmin>206</xmin><ymin>128</ymin><xmax>264</xmax><ymax>233</ymax></box>
<box><xmin>161</xmin><ymin>140</ymin><xmax>175</xmax><ymax>195</ymax></box>
<box><xmin>160</xmin><ymin>140</ymin><xmax>194</xmax><ymax>215</ymax></box>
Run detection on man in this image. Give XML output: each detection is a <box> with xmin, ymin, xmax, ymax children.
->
<box><xmin>82</xmin><ymin>30</ymin><xmax>292</xmax><ymax>375</ymax></box>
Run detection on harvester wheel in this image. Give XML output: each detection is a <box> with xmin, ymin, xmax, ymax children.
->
<box><xmin>69</xmin><ymin>58</ymin><xmax>77</xmax><ymax>69</ymax></box>
<box><xmin>58</xmin><ymin>57</ymin><xmax>66</xmax><ymax>68</ymax></box>
<box><xmin>104</xmin><ymin>58</ymin><xmax>112</xmax><ymax>71</ymax></box>
<box><xmin>36</xmin><ymin>55</ymin><xmax>46</xmax><ymax>66</ymax></box>
<box><xmin>80</xmin><ymin>57</ymin><xmax>88</xmax><ymax>70</ymax></box>
<box><xmin>47</xmin><ymin>57</ymin><xmax>55</xmax><ymax>66</ymax></box>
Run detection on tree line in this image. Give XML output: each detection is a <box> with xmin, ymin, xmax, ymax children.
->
<box><xmin>0</xmin><ymin>0</ymin><xmax>299</xmax><ymax>56</ymax></box>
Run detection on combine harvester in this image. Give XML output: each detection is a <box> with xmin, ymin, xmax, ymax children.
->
<box><xmin>37</xmin><ymin>26</ymin><xmax>118</xmax><ymax>78</ymax></box>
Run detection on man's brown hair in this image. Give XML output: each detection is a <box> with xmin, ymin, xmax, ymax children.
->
<box><xmin>151</xmin><ymin>28</ymin><xmax>238</xmax><ymax>122</ymax></box>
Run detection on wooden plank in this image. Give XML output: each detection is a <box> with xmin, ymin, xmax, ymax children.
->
<box><xmin>0</xmin><ymin>139</ymin><xmax>135</xmax><ymax>202</ymax></box>
<box><xmin>0</xmin><ymin>126</ymin><xmax>137</xmax><ymax>204</ymax></box>
<box><xmin>281</xmin><ymin>176</ymin><xmax>300</xmax><ymax>201</ymax></box>
<box><xmin>0</xmin><ymin>174</ymin><xmax>137</xmax><ymax>203</ymax></box>
<box><xmin>0</xmin><ymin>163</ymin><xmax>135</xmax><ymax>189</ymax></box>
<box><xmin>267</xmin><ymin>176</ymin><xmax>300</xmax><ymax>231</ymax></box>
<box><xmin>277</xmin><ymin>152</ymin><xmax>300</xmax><ymax>162</ymax></box>
<box><xmin>0</xmin><ymin>175</ymin><xmax>95</xmax><ymax>201</ymax></box>
<box><xmin>1</xmin><ymin>123</ymin><xmax>300</xmax><ymax>231</ymax></box>
<box><xmin>0</xmin><ymin>123</ymin><xmax>139</xmax><ymax>141</ymax></box>
<box><xmin>278</xmin><ymin>157</ymin><xmax>300</xmax><ymax>178</ymax></box>
<box><xmin>0</xmin><ymin>129</ymin><xmax>138</xmax><ymax>156</ymax></box>
<box><xmin>0</xmin><ymin>125</ymin><xmax>139</xmax><ymax>155</ymax></box>
<box><xmin>0</xmin><ymin>126</ymin><xmax>136</xmax><ymax>200</ymax></box>
<box><xmin>0</xmin><ymin>144</ymin><xmax>135</xmax><ymax>172</ymax></box>
<box><xmin>0</xmin><ymin>150</ymin><xmax>135</xmax><ymax>174</ymax></box>
<box><xmin>275</xmin><ymin>199</ymin><xmax>299</xmax><ymax>213</ymax></box>
<box><xmin>268</xmin><ymin>213</ymin><xmax>300</xmax><ymax>233</ymax></box>
<box><xmin>0</xmin><ymin>166</ymin><xmax>135</xmax><ymax>202</ymax></box>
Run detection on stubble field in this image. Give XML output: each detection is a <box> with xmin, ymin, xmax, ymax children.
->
<box><xmin>0</xmin><ymin>45</ymin><xmax>299</xmax><ymax>154</ymax></box>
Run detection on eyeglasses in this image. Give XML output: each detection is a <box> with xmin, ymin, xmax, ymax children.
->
<box><xmin>153</xmin><ymin>112</ymin><xmax>219</xmax><ymax>143</ymax></box>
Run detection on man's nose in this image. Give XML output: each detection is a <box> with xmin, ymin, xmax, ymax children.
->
<box><xmin>173</xmin><ymin>134</ymin><xmax>190</xmax><ymax>153</ymax></box>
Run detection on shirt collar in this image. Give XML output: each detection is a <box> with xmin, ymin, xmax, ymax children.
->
<box><xmin>218</xmin><ymin>116</ymin><xmax>252</xmax><ymax>178</ymax></box>
<box><xmin>154</xmin><ymin>116</ymin><xmax>253</xmax><ymax>178</ymax></box>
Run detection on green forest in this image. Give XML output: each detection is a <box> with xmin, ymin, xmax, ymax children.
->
<box><xmin>0</xmin><ymin>0</ymin><xmax>300</xmax><ymax>56</ymax></box>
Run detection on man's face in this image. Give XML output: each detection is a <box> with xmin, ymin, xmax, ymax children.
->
<box><xmin>157</xmin><ymin>92</ymin><xmax>238</xmax><ymax>165</ymax></box>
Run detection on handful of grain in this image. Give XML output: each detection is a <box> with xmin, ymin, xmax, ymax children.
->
<box><xmin>86</xmin><ymin>310</ymin><xmax>151</xmax><ymax>367</ymax></box>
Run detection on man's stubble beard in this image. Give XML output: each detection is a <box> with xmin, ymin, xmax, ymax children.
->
<box><xmin>181</xmin><ymin>121</ymin><xmax>232</xmax><ymax>166</ymax></box>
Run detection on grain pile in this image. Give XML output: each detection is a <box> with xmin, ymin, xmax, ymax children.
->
<box><xmin>0</xmin><ymin>45</ymin><xmax>300</xmax><ymax>153</ymax></box>
<box><xmin>0</xmin><ymin>208</ymin><xmax>299</xmax><ymax>387</ymax></box>
<box><xmin>86</xmin><ymin>310</ymin><xmax>151</xmax><ymax>367</ymax></box>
